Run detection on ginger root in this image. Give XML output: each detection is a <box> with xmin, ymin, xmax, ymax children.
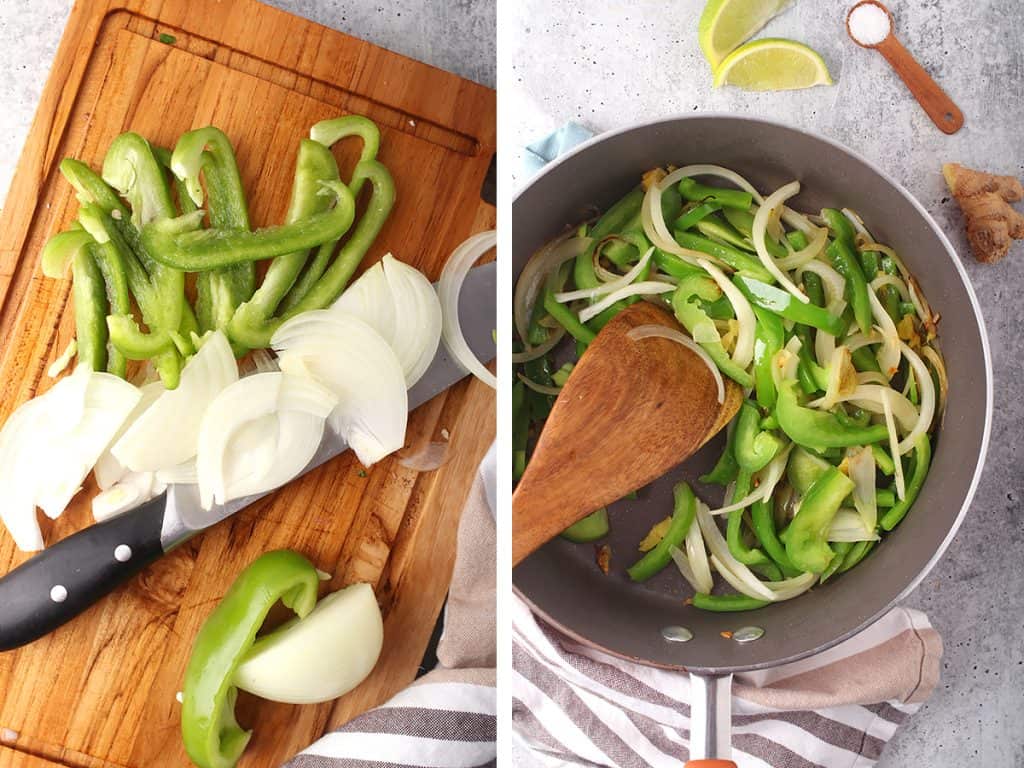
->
<box><xmin>943</xmin><ymin>163</ymin><xmax>1024</xmax><ymax>263</ymax></box>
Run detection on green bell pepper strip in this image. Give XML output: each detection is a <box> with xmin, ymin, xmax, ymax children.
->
<box><xmin>781</xmin><ymin>466</ymin><xmax>855</xmax><ymax>574</ymax></box>
<box><xmin>77</xmin><ymin>203</ymin><xmax>184</xmax><ymax>387</ymax></box>
<box><xmin>750</xmin><ymin>498</ymin><xmax>801</xmax><ymax>577</ymax></box>
<box><xmin>60</xmin><ymin>158</ymin><xmax>130</xmax><ymax>216</ymax></box>
<box><xmin>802</xmin><ymin>272</ymin><xmax>826</xmax><ymax>307</ymax></box>
<box><xmin>525</xmin><ymin>355</ymin><xmax>556</xmax><ymax>423</ymax></box>
<box><xmin>542</xmin><ymin>290</ymin><xmax>597</xmax><ymax>344</ymax></box>
<box><xmin>627</xmin><ymin>482</ymin><xmax>697</xmax><ymax>582</ymax></box>
<box><xmin>279</xmin><ymin>115</ymin><xmax>384</xmax><ymax>310</ymax></box>
<box><xmin>228</xmin><ymin>140</ymin><xmax>342</xmax><ymax>349</ymax></box>
<box><xmin>691</xmin><ymin>592</ymin><xmax>770</xmax><ymax>612</ymax></box>
<box><xmin>822</xmin><ymin>209</ymin><xmax>872</xmax><ymax>335</ymax></box>
<box><xmin>793</xmin><ymin>325</ymin><xmax>830</xmax><ymax>393</ymax></box>
<box><xmin>673</xmin><ymin>230</ymin><xmax>773</xmax><ymax>282</ymax></box>
<box><xmin>71</xmin><ymin>245</ymin><xmax>109</xmax><ymax>372</ymax></box>
<box><xmin>171</xmin><ymin>127</ymin><xmax>255</xmax><ymax>338</ymax></box>
<box><xmin>695</xmin><ymin>215</ymin><xmax>755</xmax><ymax>253</ymax></box>
<box><xmin>839</xmin><ymin>539</ymin><xmax>876</xmax><ymax>572</ymax></box>
<box><xmin>653</xmin><ymin>249</ymin><xmax>704</xmax><ymax>280</ymax></box>
<box><xmin>671</xmin><ymin>276</ymin><xmax>754</xmax><ymax>388</ymax></box>
<box><xmin>859</xmin><ymin>249</ymin><xmax>880</xmax><ymax>280</ymax></box>
<box><xmin>41</xmin><ymin>229</ymin><xmax>92</xmax><ymax>278</ymax></box>
<box><xmin>562</xmin><ymin>508</ymin><xmax>610</xmax><ymax>542</ymax></box>
<box><xmin>602</xmin><ymin>187</ymin><xmax>680</xmax><ymax>267</ymax></box>
<box><xmin>819</xmin><ymin>541</ymin><xmax>854</xmax><ymax>584</ymax></box>
<box><xmin>310</xmin><ymin>114</ymin><xmax>381</xmax><ymax>196</ymax></box>
<box><xmin>876</xmin><ymin>488</ymin><xmax>896</xmax><ymax>507</ymax></box>
<box><xmin>880</xmin><ymin>255</ymin><xmax>900</xmax><ymax>276</ymax></box>
<box><xmin>752</xmin><ymin>306</ymin><xmax>784</xmax><ymax>411</ymax></box>
<box><xmin>751</xmin><ymin>560</ymin><xmax>784</xmax><ymax>582</ymax></box>
<box><xmin>786</xmin><ymin>446</ymin><xmax>831</xmax><ymax>495</ymax></box>
<box><xmin>734</xmin><ymin>275</ymin><xmax>846</xmax><ymax>337</ymax></box>
<box><xmin>852</xmin><ymin>346</ymin><xmax>883</xmax><ymax>374</ymax></box>
<box><xmin>879</xmin><ymin>284</ymin><xmax>901</xmax><ymax>324</ymax></box>
<box><xmin>723</xmin><ymin>206</ymin><xmax>789</xmax><ymax>259</ymax></box>
<box><xmin>278</xmin><ymin>160</ymin><xmax>394</xmax><ymax>317</ymax></box>
<box><xmin>700</xmin><ymin>423</ymin><xmax>740</xmax><ymax>486</ymax></box>
<box><xmin>141</xmin><ymin>179</ymin><xmax>356</xmax><ymax>271</ymax></box>
<box><xmin>872</xmin><ymin>443</ymin><xmax>896</xmax><ymax>475</ymax></box>
<box><xmin>879</xmin><ymin>434</ymin><xmax>931</xmax><ymax>531</ymax></box>
<box><xmin>678</xmin><ymin>177</ymin><xmax>752</xmax><ymax>210</ymax></box>
<box><xmin>512</xmin><ymin>380</ymin><xmax>529</xmax><ymax>480</ymax></box>
<box><xmin>674</xmin><ymin>201</ymin><xmax>722</xmax><ymax>232</ymax></box>
<box><xmin>726</xmin><ymin>470</ymin><xmax>773</xmax><ymax>568</ymax></box>
<box><xmin>182</xmin><ymin>550</ymin><xmax>320</xmax><ymax>768</ymax></box>
<box><xmin>90</xmin><ymin>245</ymin><xmax>131</xmax><ymax>377</ymax></box>
<box><xmin>776</xmin><ymin>379</ymin><xmax>889</xmax><ymax>449</ymax></box>
<box><xmin>734</xmin><ymin>399</ymin><xmax>783</xmax><ymax>472</ymax></box>
<box><xmin>551</xmin><ymin>362</ymin><xmax>574</xmax><ymax>387</ymax></box>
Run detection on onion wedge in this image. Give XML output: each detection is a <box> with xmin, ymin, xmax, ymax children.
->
<box><xmin>113</xmin><ymin>331</ymin><xmax>238</xmax><ymax>473</ymax></box>
<box><xmin>196</xmin><ymin>372</ymin><xmax>337</xmax><ymax>509</ymax></box>
<box><xmin>273</xmin><ymin>311</ymin><xmax>407</xmax><ymax>467</ymax></box>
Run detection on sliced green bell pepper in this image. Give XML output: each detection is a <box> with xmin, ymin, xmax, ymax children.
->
<box><xmin>726</xmin><ymin>470</ymin><xmax>773</xmax><ymax>568</ymax></box>
<box><xmin>734</xmin><ymin>399</ymin><xmax>783</xmax><ymax>473</ymax></box>
<box><xmin>562</xmin><ymin>508</ymin><xmax>610</xmax><ymax>543</ymax></box>
<box><xmin>734</xmin><ymin>275</ymin><xmax>846</xmax><ymax>337</ymax></box>
<box><xmin>879</xmin><ymin>433</ymin><xmax>931</xmax><ymax>531</ymax></box>
<box><xmin>752</xmin><ymin>306</ymin><xmax>784</xmax><ymax>410</ymax></box>
<box><xmin>678</xmin><ymin>177</ymin><xmax>752</xmax><ymax>210</ymax></box>
<box><xmin>672</xmin><ymin>275</ymin><xmax>753</xmax><ymax>387</ymax></box>
<box><xmin>822</xmin><ymin>209</ymin><xmax>872</xmax><ymax>335</ymax></box>
<box><xmin>627</xmin><ymin>482</ymin><xmax>696</xmax><ymax>582</ymax></box>
<box><xmin>781</xmin><ymin>466</ymin><xmax>854</xmax><ymax>574</ymax></box>
<box><xmin>673</xmin><ymin>230</ymin><xmax>773</xmax><ymax>282</ymax></box>
<box><xmin>776</xmin><ymin>379</ymin><xmax>889</xmax><ymax>449</ymax></box>
<box><xmin>182</xmin><ymin>550</ymin><xmax>320</xmax><ymax>768</ymax></box>
<box><xmin>71</xmin><ymin>244</ymin><xmax>109</xmax><ymax>372</ymax></box>
<box><xmin>691</xmin><ymin>592</ymin><xmax>770</xmax><ymax>612</ymax></box>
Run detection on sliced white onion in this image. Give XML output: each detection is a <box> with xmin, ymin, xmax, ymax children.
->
<box><xmin>627</xmin><ymin>325</ymin><xmax>725</xmax><ymax>404</ymax></box>
<box><xmin>156</xmin><ymin>459</ymin><xmax>198</xmax><ymax>486</ymax></box>
<box><xmin>439</xmin><ymin>230</ymin><xmax>497</xmax><ymax>388</ymax></box>
<box><xmin>867</xmin><ymin>290</ymin><xmax>902</xmax><ymax>378</ymax></box>
<box><xmin>697</xmin><ymin>258</ymin><xmax>755</xmax><ymax>369</ymax></box>
<box><xmin>762</xmin><ymin>571</ymin><xmax>818</xmax><ymax>601</ymax></box>
<box><xmin>773</xmin><ymin>226</ymin><xmax>828</xmax><ymax>271</ymax></box>
<box><xmin>907</xmin><ymin>276</ymin><xmax>938</xmax><ymax>331</ymax></box>
<box><xmin>641</xmin><ymin>173</ymin><xmax>720</xmax><ymax>268</ymax></box>
<box><xmin>870</xmin><ymin>274</ymin><xmax>911</xmax><ymax>302</ymax></box>
<box><xmin>92</xmin><ymin>471</ymin><xmax>165</xmax><ymax>522</ymax></box>
<box><xmin>0</xmin><ymin>368</ymin><xmax>142</xmax><ymax>551</ymax></box>
<box><xmin>684</xmin><ymin>514</ymin><xmax>714</xmax><ymax>593</ymax></box>
<box><xmin>881</xmin><ymin>389</ymin><xmax>906</xmax><ymax>500</ymax></box>
<box><xmin>333</xmin><ymin>254</ymin><xmax>443</xmax><ymax>387</ymax></box>
<box><xmin>817</xmin><ymin>346</ymin><xmax>857</xmax><ymax>410</ymax></box>
<box><xmin>233</xmin><ymin>582</ymin><xmax>383</xmax><ymax>704</ymax></box>
<box><xmin>577</xmin><ymin>281</ymin><xmax>674</xmax><ymax>324</ymax></box>
<box><xmin>827</xmin><ymin>508</ymin><xmax>880</xmax><ymax>542</ymax></box>
<box><xmin>113</xmin><ymin>331</ymin><xmax>238</xmax><ymax>473</ymax></box>
<box><xmin>47</xmin><ymin>339</ymin><xmax>77</xmax><ymax>378</ymax></box>
<box><xmin>513</xmin><ymin>233</ymin><xmax>586</xmax><ymax>346</ymax></box>
<box><xmin>669</xmin><ymin>546</ymin><xmax>703</xmax><ymax>594</ymax></box>
<box><xmin>856</xmin><ymin>371</ymin><xmax>890</xmax><ymax>385</ymax></box>
<box><xmin>696</xmin><ymin>502</ymin><xmax>776</xmax><ymax>600</ymax></box>
<box><xmin>273</xmin><ymin>311</ymin><xmax>407</xmax><ymax>467</ymax></box>
<box><xmin>847</xmin><ymin>446</ymin><xmax>878</xmax><ymax>532</ymax></box>
<box><xmin>842</xmin><ymin>332</ymin><xmax>883</xmax><ymax>352</ymax></box>
<box><xmin>94</xmin><ymin>381</ymin><xmax>164</xmax><ymax>491</ymax></box>
<box><xmin>894</xmin><ymin>341</ymin><xmax>936</xmax><ymax>455</ymax></box>
<box><xmin>841</xmin><ymin>208</ymin><xmax>874</xmax><ymax>240</ymax></box>
<box><xmin>707</xmin><ymin>445</ymin><xmax>793</xmax><ymax>516</ymax></box>
<box><xmin>196</xmin><ymin>372</ymin><xmax>337</xmax><ymax>509</ymax></box>
<box><xmin>248</xmin><ymin>348</ymin><xmax>279</xmax><ymax>375</ymax></box>
<box><xmin>921</xmin><ymin>345</ymin><xmax>948</xmax><ymax>417</ymax></box>
<box><xmin>752</xmin><ymin>182</ymin><xmax>809</xmax><ymax>303</ymax></box>
<box><xmin>838</xmin><ymin>385</ymin><xmax>918</xmax><ymax>432</ymax></box>
<box><xmin>555</xmin><ymin>247</ymin><xmax>654</xmax><ymax>303</ymax></box>
<box><xmin>796</xmin><ymin>260</ymin><xmax>846</xmax><ymax>312</ymax></box>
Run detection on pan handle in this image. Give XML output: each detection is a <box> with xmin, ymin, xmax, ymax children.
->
<box><xmin>685</xmin><ymin>673</ymin><xmax>736</xmax><ymax>768</ymax></box>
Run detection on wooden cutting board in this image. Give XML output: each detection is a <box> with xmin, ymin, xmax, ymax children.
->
<box><xmin>0</xmin><ymin>1</ymin><xmax>495</xmax><ymax>766</ymax></box>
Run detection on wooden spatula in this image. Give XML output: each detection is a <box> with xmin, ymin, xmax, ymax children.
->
<box><xmin>512</xmin><ymin>301</ymin><xmax>742</xmax><ymax>566</ymax></box>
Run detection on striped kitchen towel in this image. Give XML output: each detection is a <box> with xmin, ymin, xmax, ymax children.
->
<box><xmin>512</xmin><ymin>595</ymin><xmax>941</xmax><ymax>768</ymax></box>
<box><xmin>286</xmin><ymin>445</ymin><xmax>497</xmax><ymax>768</ymax></box>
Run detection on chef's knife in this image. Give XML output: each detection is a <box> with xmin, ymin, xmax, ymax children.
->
<box><xmin>0</xmin><ymin>261</ymin><xmax>496</xmax><ymax>651</ymax></box>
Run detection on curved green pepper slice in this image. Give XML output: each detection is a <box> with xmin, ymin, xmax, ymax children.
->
<box><xmin>781</xmin><ymin>466</ymin><xmax>854</xmax><ymax>574</ymax></box>
<box><xmin>627</xmin><ymin>482</ymin><xmax>696</xmax><ymax>582</ymax></box>
<box><xmin>734</xmin><ymin>399</ymin><xmax>783</xmax><ymax>473</ymax></box>
<box><xmin>182</xmin><ymin>550</ymin><xmax>320</xmax><ymax>768</ymax></box>
<box><xmin>671</xmin><ymin>275</ymin><xmax>753</xmax><ymax>387</ymax></box>
<box><xmin>678</xmin><ymin>177</ymin><xmax>752</xmax><ymax>210</ymax></box>
<box><xmin>879</xmin><ymin>433</ymin><xmax>931</xmax><ymax>531</ymax></box>
<box><xmin>822</xmin><ymin>209</ymin><xmax>872</xmax><ymax>336</ymax></box>
<box><xmin>71</xmin><ymin>244</ymin><xmax>109</xmax><ymax>372</ymax></box>
<box><xmin>141</xmin><ymin>180</ymin><xmax>356</xmax><ymax>271</ymax></box>
<box><xmin>725</xmin><ymin>470</ymin><xmax>773</xmax><ymax>568</ymax></box>
<box><xmin>691</xmin><ymin>592</ymin><xmax>770</xmax><ymax>612</ymax></box>
<box><xmin>673</xmin><ymin>230</ymin><xmax>773</xmax><ymax>282</ymax></box>
<box><xmin>776</xmin><ymin>379</ymin><xmax>889</xmax><ymax>449</ymax></box>
<box><xmin>734</xmin><ymin>275</ymin><xmax>846</xmax><ymax>337</ymax></box>
<box><xmin>752</xmin><ymin>306</ymin><xmax>784</xmax><ymax>410</ymax></box>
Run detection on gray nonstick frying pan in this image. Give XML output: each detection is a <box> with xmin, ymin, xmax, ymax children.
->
<box><xmin>512</xmin><ymin>115</ymin><xmax>991</xmax><ymax>766</ymax></box>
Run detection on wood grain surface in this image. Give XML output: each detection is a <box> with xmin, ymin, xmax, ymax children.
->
<box><xmin>0</xmin><ymin>1</ymin><xmax>496</xmax><ymax>766</ymax></box>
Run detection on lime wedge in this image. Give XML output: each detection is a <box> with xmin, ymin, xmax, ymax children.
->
<box><xmin>713</xmin><ymin>38</ymin><xmax>833</xmax><ymax>91</ymax></box>
<box><xmin>698</xmin><ymin>0</ymin><xmax>792</xmax><ymax>69</ymax></box>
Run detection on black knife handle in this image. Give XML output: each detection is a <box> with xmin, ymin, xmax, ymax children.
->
<box><xmin>0</xmin><ymin>492</ymin><xmax>168</xmax><ymax>651</ymax></box>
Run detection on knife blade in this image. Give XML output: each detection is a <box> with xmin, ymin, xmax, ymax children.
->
<box><xmin>0</xmin><ymin>261</ymin><xmax>495</xmax><ymax>651</ymax></box>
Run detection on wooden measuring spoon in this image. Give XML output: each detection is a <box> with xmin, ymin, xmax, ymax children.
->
<box><xmin>512</xmin><ymin>301</ymin><xmax>742</xmax><ymax>566</ymax></box>
<box><xmin>846</xmin><ymin>0</ymin><xmax>963</xmax><ymax>134</ymax></box>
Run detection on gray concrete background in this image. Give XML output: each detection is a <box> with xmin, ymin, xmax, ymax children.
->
<box><xmin>0</xmin><ymin>0</ymin><xmax>496</xmax><ymax>209</ymax></box>
<box><xmin>510</xmin><ymin>1</ymin><xmax>1023</xmax><ymax>767</ymax></box>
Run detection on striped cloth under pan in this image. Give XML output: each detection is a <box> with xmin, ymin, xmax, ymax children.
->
<box><xmin>512</xmin><ymin>595</ymin><xmax>941</xmax><ymax>768</ymax></box>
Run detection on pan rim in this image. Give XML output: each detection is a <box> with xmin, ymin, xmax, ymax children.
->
<box><xmin>511</xmin><ymin>112</ymin><xmax>993</xmax><ymax>674</ymax></box>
